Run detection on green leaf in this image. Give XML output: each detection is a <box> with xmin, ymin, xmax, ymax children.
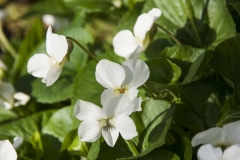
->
<box><xmin>0</xmin><ymin>108</ymin><xmax>18</xmax><ymax>123</ymax></box>
<box><xmin>230</xmin><ymin>2</ymin><xmax>240</xmax><ymax>15</ymax></box>
<box><xmin>182</xmin><ymin>50</ymin><xmax>213</xmax><ymax>84</ymax></box>
<box><xmin>126</xmin><ymin>99</ymin><xmax>175</xmax><ymax>159</ymax></box>
<box><xmin>87</xmin><ymin>140</ymin><xmax>100</xmax><ymax>160</ymax></box>
<box><xmin>143</xmin><ymin>0</ymin><xmax>236</xmax><ymax>48</ymax></box>
<box><xmin>213</xmin><ymin>35</ymin><xmax>240</xmax><ymax>88</ymax></box>
<box><xmin>12</xmin><ymin>18</ymin><xmax>44</xmax><ymax>82</ymax></box>
<box><xmin>0</xmin><ymin>109</ymin><xmax>56</xmax><ymax>142</ymax></box>
<box><xmin>31</xmin><ymin>78</ymin><xmax>73</xmax><ymax>104</ymax></box>
<box><xmin>139</xmin><ymin>149</ymin><xmax>180</xmax><ymax>160</ymax></box>
<box><xmin>160</xmin><ymin>45</ymin><xmax>204</xmax><ymax>81</ymax></box>
<box><xmin>71</xmin><ymin>60</ymin><xmax>102</xmax><ymax>106</ymax></box>
<box><xmin>146</xmin><ymin>58</ymin><xmax>181</xmax><ymax>84</ymax></box>
<box><xmin>63</xmin><ymin>0</ymin><xmax>113</xmax><ymax>11</ymax></box>
<box><xmin>42</xmin><ymin>106</ymin><xmax>80</xmax><ymax>142</ymax></box>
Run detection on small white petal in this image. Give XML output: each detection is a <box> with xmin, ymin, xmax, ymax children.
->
<box><xmin>13</xmin><ymin>92</ymin><xmax>30</xmax><ymax>106</ymax></box>
<box><xmin>101</xmin><ymin>89</ymin><xmax>115</xmax><ymax>107</ymax></box>
<box><xmin>222</xmin><ymin>145</ymin><xmax>240</xmax><ymax>160</ymax></box>
<box><xmin>132</xmin><ymin>97</ymin><xmax>142</xmax><ymax>112</ymax></box>
<box><xmin>125</xmin><ymin>88</ymin><xmax>138</xmax><ymax>101</ymax></box>
<box><xmin>13</xmin><ymin>137</ymin><xmax>23</xmax><ymax>149</ymax></box>
<box><xmin>122</xmin><ymin>59</ymin><xmax>150</xmax><ymax>88</ymax></box>
<box><xmin>42</xmin><ymin>58</ymin><xmax>66</xmax><ymax>86</ymax></box>
<box><xmin>78</xmin><ymin>120</ymin><xmax>102</xmax><ymax>142</ymax></box>
<box><xmin>74</xmin><ymin>100</ymin><xmax>103</xmax><ymax>121</ymax></box>
<box><xmin>0</xmin><ymin>140</ymin><xmax>17</xmax><ymax>160</ymax></box>
<box><xmin>223</xmin><ymin>121</ymin><xmax>240</xmax><ymax>145</ymax></box>
<box><xmin>133</xmin><ymin>13</ymin><xmax>154</xmax><ymax>42</ymax></box>
<box><xmin>104</xmin><ymin>95</ymin><xmax>134</xmax><ymax>117</ymax></box>
<box><xmin>197</xmin><ymin>144</ymin><xmax>222</xmax><ymax>160</ymax></box>
<box><xmin>102</xmin><ymin>128</ymin><xmax>119</xmax><ymax>147</ymax></box>
<box><xmin>191</xmin><ymin>128</ymin><xmax>224</xmax><ymax>147</ymax></box>
<box><xmin>46</xmin><ymin>29</ymin><xmax>68</xmax><ymax>63</ymax></box>
<box><xmin>113</xmin><ymin>30</ymin><xmax>142</xmax><ymax>59</ymax></box>
<box><xmin>113</xmin><ymin>114</ymin><xmax>137</xmax><ymax>140</ymax></box>
<box><xmin>27</xmin><ymin>54</ymin><xmax>53</xmax><ymax>78</ymax></box>
<box><xmin>148</xmin><ymin>8</ymin><xmax>162</xmax><ymax>21</ymax></box>
<box><xmin>47</xmin><ymin>26</ymin><xmax>52</xmax><ymax>37</ymax></box>
<box><xmin>42</xmin><ymin>15</ymin><xmax>55</xmax><ymax>26</ymax></box>
<box><xmin>95</xmin><ymin>59</ymin><xmax>125</xmax><ymax>89</ymax></box>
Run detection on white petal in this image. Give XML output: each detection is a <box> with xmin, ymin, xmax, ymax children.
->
<box><xmin>125</xmin><ymin>88</ymin><xmax>138</xmax><ymax>101</ymax></box>
<box><xmin>42</xmin><ymin>58</ymin><xmax>66</xmax><ymax>86</ymax></box>
<box><xmin>113</xmin><ymin>30</ymin><xmax>142</xmax><ymax>59</ymax></box>
<box><xmin>13</xmin><ymin>92</ymin><xmax>30</xmax><ymax>106</ymax></box>
<box><xmin>46</xmin><ymin>28</ymin><xmax>68</xmax><ymax>63</ymax></box>
<box><xmin>78</xmin><ymin>120</ymin><xmax>102</xmax><ymax>142</ymax></box>
<box><xmin>113</xmin><ymin>114</ymin><xmax>137</xmax><ymax>140</ymax></box>
<box><xmin>191</xmin><ymin>128</ymin><xmax>224</xmax><ymax>147</ymax></box>
<box><xmin>197</xmin><ymin>144</ymin><xmax>222</xmax><ymax>160</ymax></box>
<box><xmin>133</xmin><ymin>13</ymin><xmax>154</xmax><ymax>42</ymax></box>
<box><xmin>132</xmin><ymin>97</ymin><xmax>142</xmax><ymax>112</ymax></box>
<box><xmin>47</xmin><ymin>26</ymin><xmax>52</xmax><ymax>37</ymax></box>
<box><xmin>27</xmin><ymin>54</ymin><xmax>53</xmax><ymax>78</ymax></box>
<box><xmin>95</xmin><ymin>59</ymin><xmax>125</xmax><ymax>89</ymax></box>
<box><xmin>222</xmin><ymin>145</ymin><xmax>240</xmax><ymax>160</ymax></box>
<box><xmin>0</xmin><ymin>82</ymin><xmax>14</xmax><ymax>109</ymax></box>
<box><xmin>104</xmin><ymin>95</ymin><xmax>134</xmax><ymax>117</ymax></box>
<box><xmin>122</xmin><ymin>59</ymin><xmax>150</xmax><ymax>88</ymax></box>
<box><xmin>13</xmin><ymin>137</ymin><xmax>23</xmax><ymax>149</ymax></box>
<box><xmin>223</xmin><ymin>121</ymin><xmax>240</xmax><ymax>145</ymax></box>
<box><xmin>0</xmin><ymin>140</ymin><xmax>17</xmax><ymax>160</ymax></box>
<box><xmin>147</xmin><ymin>8</ymin><xmax>162</xmax><ymax>21</ymax></box>
<box><xmin>74</xmin><ymin>100</ymin><xmax>103</xmax><ymax>121</ymax></box>
<box><xmin>102</xmin><ymin>128</ymin><xmax>119</xmax><ymax>147</ymax></box>
<box><xmin>101</xmin><ymin>89</ymin><xmax>115</xmax><ymax>107</ymax></box>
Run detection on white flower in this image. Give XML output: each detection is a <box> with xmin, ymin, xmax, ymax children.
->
<box><xmin>0</xmin><ymin>140</ymin><xmax>17</xmax><ymax>160</ymax></box>
<box><xmin>95</xmin><ymin>59</ymin><xmax>150</xmax><ymax>112</ymax></box>
<box><xmin>74</xmin><ymin>95</ymin><xmax>138</xmax><ymax>147</ymax></box>
<box><xmin>27</xmin><ymin>26</ymin><xmax>68</xmax><ymax>86</ymax></box>
<box><xmin>192</xmin><ymin>120</ymin><xmax>240</xmax><ymax>147</ymax></box>
<box><xmin>12</xmin><ymin>137</ymin><xmax>23</xmax><ymax>149</ymax></box>
<box><xmin>0</xmin><ymin>82</ymin><xmax>30</xmax><ymax>109</ymax></box>
<box><xmin>197</xmin><ymin>144</ymin><xmax>240</xmax><ymax>160</ymax></box>
<box><xmin>113</xmin><ymin>8</ymin><xmax>161</xmax><ymax>59</ymax></box>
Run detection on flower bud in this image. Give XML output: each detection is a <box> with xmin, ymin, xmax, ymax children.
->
<box><xmin>66</xmin><ymin>40</ymin><xmax>74</xmax><ymax>61</ymax></box>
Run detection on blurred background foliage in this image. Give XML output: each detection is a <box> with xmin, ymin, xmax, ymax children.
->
<box><xmin>1</xmin><ymin>0</ymin><xmax>240</xmax><ymax>159</ymax></box>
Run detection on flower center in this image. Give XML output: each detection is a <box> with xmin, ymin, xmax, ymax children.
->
<box><xmin>100</xmin><ymin>119</ymin><xmax>114</xmax><ymax>132</ymax></box>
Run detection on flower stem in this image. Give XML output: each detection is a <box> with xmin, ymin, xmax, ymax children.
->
<box><xmin>124</xmin><ymin>140</ymin><xmax>139</xmax><ymax>156</ymax></box>
<box><xmin>154</xmin><ymin>23</ymin><xmax>182</xmax><ymax>45</ymax></box>
<box><xmin>66</xmin><ymin>37</ymin><xmax>99</xmax><ymax>62</ymax></box>
<box><xmin>0</xmin><ymin>20</ymin><xmax>17</xmax><ymax>59</ymax></box>
<box><xmin>142</xmin><ymin>84</ymin><xmax>157</xmax><ymax>99</ymax></box>
<box><xmin>185</xmin><ymin>0</ymin><xmax>202</xmax><ymax>47</ymax></box>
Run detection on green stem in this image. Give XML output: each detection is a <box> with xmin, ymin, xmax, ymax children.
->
<box><xmin>154</xmin><ymin>23</ymin><xmax>182</xmax><ymax>45</ymax></box>
<box><xmin>124</xmin><ymin>140</ymin><xmax>139</xmax><ymax>156</ymax></box>
<box><xmin>0</xmin><ymin>20</ymin><xmax>17</xmax><ymax>59</ymax></box>
<box><xmin>66</xmin><ymin>37</ymin><xmax>99</xmax><ymax>62</ymax></box>
<box><xmin>142</xmin><ymin>84</ymin><xmax>157</xmax><ymax>99</ymax></box>
<box><xmin>185</xmin><ymin>0</ymin><xmax>202</xmax><ymax>47</ymax></box>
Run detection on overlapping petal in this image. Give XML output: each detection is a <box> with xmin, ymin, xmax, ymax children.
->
<box><xmin>197</xmin><ymin>144</ymin><xmax>222</xmax><ymax>160</ymax></box>
<box><xmin>191</xmin><ymin>128</ymin><xmax>223</xmax><ymax>147</ymax></box>
<box><xmin>112</xmin><ymin>30</ymin><xmax>141</xmax><ymax>59</ymax></box>
<box><xmin>133</xmin><ymin>13</ymin><xmax>155</xmax><ymax>42</ymax></box>
<box><xmin>78</xmin><ymin>120</ymin><xmax>102</xmax><ymax>142</ymax></box>
<box><xmin>101</xmin><ymin>89</ymin><xmax>116</xmax><ymax>107</ymax></box>
<box><xmin>113</xmin><ymin>114</ymin><xmax>137</xmax><ymax>140</ymax></box>
<box><xmin>122</xmin><ymin>59</ymin><xmax>150</xmax><ymax>88</ymax></box>
<box><xmin>223</xmin><ymin>120</ymin><xmax>240</xmax><ymax>145</ymax></box>
<box><xmin>41</xmin><ymin>60</ymin><xmax>65</xmax><ymax>86</ymax></box>
<box><xmin>0</xmin><ymin>140</ymin><xmax>17</xmax><ymax>160</ymax></box>
<box><xmin>95</xmin><ymin>59</ymin><xmax>125</xmax><ymax>89</ymax></box>
<box><xmin>102</xmin><ymin>128</ymin><xmax>119</xmax><ymax>147</ymax></box>
<box><xmin>74</xmin><ymin>100</ymin><xmax>103</xmax><ymax>121</ymax></box>
<box><xmin>222</xmin><ymin>145</ymin><xmax>240</xmax><ymax>160</ymax></box>
<box><xmin>27</xmin><ymin>54</ymin><xmax>53</xmax><ymax>78</ymax></box>
<box><xmin>46</xmin><ymin>26</ymin><xmax>68</xmax><ymax>63</ymax></box>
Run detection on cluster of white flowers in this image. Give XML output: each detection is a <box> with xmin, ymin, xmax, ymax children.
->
<box><xmin>192</xmin><ymin>120</ymin><xmax>240</xmax><ymax>160</ymax></box>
